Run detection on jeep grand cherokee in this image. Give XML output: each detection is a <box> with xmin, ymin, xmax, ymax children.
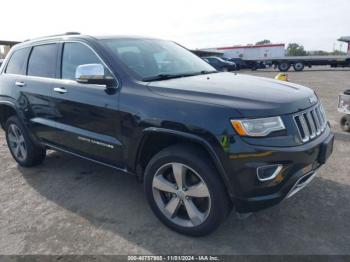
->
<box><xmin>0</xmin><ymin>33</ymin><xmax>334</xmax><ymax>236</ymax></box>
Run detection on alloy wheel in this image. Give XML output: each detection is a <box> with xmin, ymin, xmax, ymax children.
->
<box><xmin>7</xmin><ymin>124</ymin><xmax>27</xmax><ymax>162</ymax></box>
<box><xmin>152</xmin><ymin>162</ymin><xmax>211</xmax><ymax>227</ymax></box>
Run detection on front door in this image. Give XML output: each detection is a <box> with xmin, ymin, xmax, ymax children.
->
<box><xmin>49</xmin><ymin>41</ymin><xmax>123</xmax><ymax>167</ymax></box>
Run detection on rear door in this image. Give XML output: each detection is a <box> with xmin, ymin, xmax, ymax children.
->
<box><xmin>49</xmin><ymin>41</ymin><xmax>123</xmax><ymax>167</ymax></box>
<box><xmin>0</xmin><ymin>47</ymin><xmax>31</xmax><ymax>108</ymax></box>
<box><xmin>10</xmin><ymin>43</ymin><xmax>61</xmax><ymax>145</ymax></box>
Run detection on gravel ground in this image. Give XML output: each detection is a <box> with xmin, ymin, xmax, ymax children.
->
<box><xmin>0</xmin><ymin>67</ymin><xmax>349</xmax><ymax>255</ymax></box>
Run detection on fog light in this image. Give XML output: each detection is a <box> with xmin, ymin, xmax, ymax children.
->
<box><xmin>256</xmin><ymin>164</ymin><xmax>283</xmax><ymax>181</ymax></box>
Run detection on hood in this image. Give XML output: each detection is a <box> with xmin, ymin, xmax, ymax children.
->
<box><xmin>146</xmin><ymin>72</ymin><xmax>317</xmax><ymax>117</ymax></box>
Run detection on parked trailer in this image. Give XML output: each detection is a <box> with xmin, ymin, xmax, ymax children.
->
<box><xmin>244</xmin><ymin>55</ymin><xmax>350</xmax><ymax>72</ymax></box>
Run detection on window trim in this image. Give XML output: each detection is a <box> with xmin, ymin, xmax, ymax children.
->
<box><xmin>59</xmin><ymin>40</ymin><xmax>119</xmax><ymax>89</ymax></box>
<box><xmin>26</xmin><ymin>43</ymin><xmax>59</xmax><ymax>79</ymax></box>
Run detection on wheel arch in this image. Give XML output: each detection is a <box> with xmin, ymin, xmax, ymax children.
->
<box><xmin>0</xmin><ymin>101</ymin><xmax>41</xmax><ymax>147</ymax></box>
<box><xmin>135</xmin><ymin>127</ymin><xmax>235</xmax><ymax>198</ymax></box>
<box><xmin>0</xmin><ymin>101</ymin><xmax>18</xmax><ymax>130</ymax></box>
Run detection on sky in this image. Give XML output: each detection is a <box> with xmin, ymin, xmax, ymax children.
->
<box><xmin>1</xmin><ymin>0</ymin><xmax>350</xmax><ymax>52</ymax></box>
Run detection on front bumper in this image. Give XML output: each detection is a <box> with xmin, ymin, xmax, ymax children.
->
<box><xmin>220</xmin><ymin>126</ymin><xmax>334</xmax><ymax>213</ymax></box>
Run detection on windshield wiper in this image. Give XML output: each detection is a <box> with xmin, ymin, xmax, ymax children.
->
<box><xmin>143</xmin><ymin>73</ymin><xmax>198</xmax><ymax>82</ymax></box>
<box><xmin>143</xmin><ymin>70</ymin><xmax>219</xmax><ymax>82</ymax></box>
<box><xmin>199</xmin><ymin>70</ymin><xmax>219</xmax><ymax>75</ymax></box>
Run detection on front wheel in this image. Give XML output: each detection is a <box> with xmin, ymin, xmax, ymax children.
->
<box><xmin>144</xmin><ymin>144</ymin><xmax>232</xmax><ymax>236</ymax></box>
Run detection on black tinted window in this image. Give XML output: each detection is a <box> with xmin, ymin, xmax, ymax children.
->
<box><xmin>5</xmin><ymin>48</ymin><xmax>31</xmax><ymax>75</ymax></box>
<box><xmin>27</xmin><ymin>44</ymin><xmax>57</xmax><ymax>78</ymax></box>
<box><xmin>61</xmin><ymin>43</ymin><xmax>101</xmax><ymax>80</ymax></box>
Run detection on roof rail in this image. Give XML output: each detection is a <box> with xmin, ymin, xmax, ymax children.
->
<box><xmin>24</xmin><ymin>32</ymin><xmax>81</xmax><ymax>42</ymax></box>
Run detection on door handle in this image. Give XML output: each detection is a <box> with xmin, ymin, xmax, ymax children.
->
<box><xmin>15</xmin><ymin>81</ymin><xmax>26</xmax><ymax>87</ymax></box>
<box><xmin>53</xmin><ymin>87</ymin><xmax>67</xmax><ymax>94</ymax></box>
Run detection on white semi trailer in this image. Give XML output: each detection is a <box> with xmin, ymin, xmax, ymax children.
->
<box><xmin>203</xmin><ymin>43</ymin><xmax>285</xmax><ymax>61</ymax></box>
<box><xmin>244</xmin><ymin>55</ymin><xmax>350</xmax><ymax>72</ymax></box>
<box><xmin>202</xmin><ymin>38</ymin><xmax>350</xmax><ymax>72</ymax></box>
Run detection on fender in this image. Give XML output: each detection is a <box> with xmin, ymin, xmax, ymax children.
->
<box><xmin>0</xmin><ymin>100</ymin><xmax>16</xmax><ymax>108</ymax></box>
<box><xmin>0</xmin><ymin>100</ymin><xmax>17</xmax><ymax>127</ymax></box>
<box><xmin>0</xmin><ymin>99</ymin><xmax>43</xmax><ymax>147</ymax></box>
<box><xmin>0</xmin><ymin>99</ymin><xmax>29</xmax><ymax>127</ymax></box>
<box><xmin>137</xmin><ymin>127</ymin><xmax>235</xmax><ymax>198</ymax></box>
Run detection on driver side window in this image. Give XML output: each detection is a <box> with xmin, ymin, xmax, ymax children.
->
<box><xmin>61</xmin><ymin>42</ymin><xmax>108</xmax><ymax>80</ymax></box>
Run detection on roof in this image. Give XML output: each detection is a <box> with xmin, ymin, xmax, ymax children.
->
<box><xmin>7</xmin><ymin>33</ymin><xmax>157</xmax><ymax>50</ymax></box>
<box><xmin>12</xmin><ymin>33</ymin><xmax>165</xmax><ymax>49</ymax></box>
<box><xmin>24</xmin><ymin>33</ymin><xmax>159</xmax><ymax>42</ymax></box>
<box><xmin>93</xmin><ymin>35</ymin><xmax>159</xmax><ymax>40</ymax></box>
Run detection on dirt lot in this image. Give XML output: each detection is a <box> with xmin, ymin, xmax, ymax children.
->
<box><xmin>0</xmin><ymin>67</ymin><xmax>350</xmax><ymax>255</ymax></box>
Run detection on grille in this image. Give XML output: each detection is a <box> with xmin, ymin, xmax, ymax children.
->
<box><xmin>294</xmin><ymin>104</ymin><xmax>327</xmax><ymax>143</ymax></box>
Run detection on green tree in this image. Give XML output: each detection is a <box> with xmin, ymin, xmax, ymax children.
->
<box><xmin>255</xmin><ymin>39</ymin><xmax>271</xmax><ymax>45</ymax></box>
<box><xmin>308</xmin><ymin>50</ymin><xmax>329</xmax><ymax>55</ymax></box>
<box><xmin>286</xmin><ymin>43</ymin><xmax>307</xmax><ymax>56</ymax></box>
<box><xmin>331</xmin><ymin>50</ymin><xmax>347</xmax><ymax>55</ymax></box>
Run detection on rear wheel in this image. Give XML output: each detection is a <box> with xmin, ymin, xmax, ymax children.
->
<box><xmin>5</xmin><ymin>116</ymin><xmax>46</xmax><ymax>167</ymax></box>
<box><xmin>340</xmin><ymin>115</ymin><xmax>350</xmax><ymax>132</ymax></box>
<box><xmin>278</xmin><ymin>62</ymin><xmax>290</xmax><ymax>72</ymax></box>
<box><xmin>144</xmin><ymin>144</ymin><xmax>232</xmax><ymax>236</ymax></box>
<box><xmin>293</xmin><ymin>62</ymin><xmax>304</xmax><ymax>71</ymax></box>
<box><xmin>221</xmin><ymin>67</ymin><xmax>229</xmax><ymax>72</ymax></box>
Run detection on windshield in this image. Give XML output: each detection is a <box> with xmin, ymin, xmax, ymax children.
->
<box><xmin>100</xmin><ymin>38</ymin><xmax>216</xmax><ymax>81</ymax></box>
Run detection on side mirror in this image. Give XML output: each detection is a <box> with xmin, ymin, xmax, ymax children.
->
<box><xmin>75</xmin><ymin>64</ymin><xmax>115</xmax><ymax>87</ymax></box>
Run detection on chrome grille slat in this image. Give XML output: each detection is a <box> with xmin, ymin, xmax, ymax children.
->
<box><xmin>315</xmin><ymin>107</ymin><xmax>325</xmax><ymax>131</ymax></box>
<box><xmin>311</xmin><ymin>110</ymin><xmax>321</xmax><ymax>135</ymax></box>
<box><xmin>306</xmin><ymin>112</ymin><xmax>316</xmax><ymax>138</ymax></box>
<box><xmin>294</xmin><ymin>103</ymin><xmax>327</xmax><ymax>143</ymax></box>
<box><xmin>320</xmin><ymin>106</ymin><xmax>327</xmax><ymax>128</ymax></box>
<box><xmin>298</xmin><ymin>114</ymin><xmax>310</xmax><ymax>142</ymax></box>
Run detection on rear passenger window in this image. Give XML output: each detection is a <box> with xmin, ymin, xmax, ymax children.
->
<box><xmin>5</xmin><ymin>48</ymin><xmax>31</xmax><ymax>75</ymax></box>
<box><xmin>27</xmin><ymin>44</ymin><xmax>57</xmax><ymax>78</ymax></box>
<box><xmin>61</xmin><ymin>43</ymin><xmax>102</xmax><ymax>80</ymax></box>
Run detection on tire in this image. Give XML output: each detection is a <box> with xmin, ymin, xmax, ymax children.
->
<box><xmin>5</xmin><ymin>116</ymin><xmax>46</xmax><ymax>167</ymax></box>
<box><xmin>278</xmin><ymin>62</ymin><xmax>290</xmax><ymax>72</ymax></box>
<box><xmin>144</xmin><ymin>144</ymin><xmax>232</xmax><ymax>236</ymax></box>
<box><xmin>293</xmin><ymin>62</ymin><xmax>304</xmax><ymax>72</ymax></box>
<box><xmin>340</xmin><ymin>115</ymin><xmax>350</xmax><ymax>132</ymax></box>
<box><xmin>221</xmin><ymin>67</ymin><xmax>228</xmax><ymax>72</ymax></box>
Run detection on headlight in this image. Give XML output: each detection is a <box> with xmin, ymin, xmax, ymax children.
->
<box><xmin>231</xmin><ymin>116</ymin><xmax>285</xmax><ymax>137</ymax></box>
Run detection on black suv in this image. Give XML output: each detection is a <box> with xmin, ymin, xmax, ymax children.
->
<box><xmin>0</xmin><ymin>33</ymin><xmax>334</xmax><ymax>236</ymax></box>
